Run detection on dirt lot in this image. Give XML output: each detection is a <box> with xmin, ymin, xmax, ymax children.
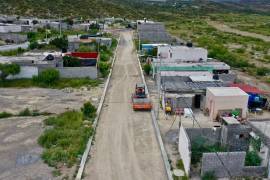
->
<box><xmin>0</xmin><ymin>116</ymin><xmax>53</xmax><ymax>180</ymax></box>
<box><xmin>0</xmin><ymin>86</ymin><xmax>103</xmax><ymax>114</ymax></box>
<box><xmin>0</xmin><ymin>86</ymin><xmax>103</xmax><ymax>179</ymax></box>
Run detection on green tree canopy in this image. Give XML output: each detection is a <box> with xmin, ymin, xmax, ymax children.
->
<box><xmin>0</xmin><ymin>63</ymin><xmax>20</xmax><ymax>81</ymax></box>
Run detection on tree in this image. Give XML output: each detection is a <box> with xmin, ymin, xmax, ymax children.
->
<box><xmin>49</xmin><ymin>37</ymin><xmax>68</xmax><ymax>50</ymax></box>
<box><xmin>29</xmin><ymin>41</ymin><xmax>39</xmax><ymax>50</ymax></box>
<box><xmin>27</xmin><ymin>32</ymin><xmax>37</xmax><ymax>42</ymax></box>
<box><xmin>33</xmin><ymin>68</ymin><xmax>60</xmax><ymax>86</ymax></box>
<box><xmin>0</xmin><ymin>63</ymin><xmax>20</xmax><ymax>81</ymax></box>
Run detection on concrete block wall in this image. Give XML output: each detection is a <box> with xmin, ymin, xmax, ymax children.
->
<box><xmin>201</xmin><ymin>152</ymin><xmax>267</xmax><ymax>178</ymax></box>
<box><xmin>242</xmin><ymin>166</ymin><xmax>267</xmax><ymax>177</ymax></box>
<box><xmin>186</xmin><ymin>128</ymin><xmax>221</xmax><ymax>145</ymax></box>
<box><xmin>57</xmin><ymin>67</ymin><xmax>97</xmax><ymax>79</ymax></box>
<box><xmin>221</xmin><ymin>124</ymin><xmax>251</xmax><ymax>152</ymax></box>
<box><xmin>201</xmin><ymin>152</ymin><xmax>246</xmax><ymax>178</ymax></box>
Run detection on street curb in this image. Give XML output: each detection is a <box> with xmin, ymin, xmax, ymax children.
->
<box><xmin>75</xmin><ymin>36</ymin><xmax>121</xmax><ymax>180</ymax></box>
<box><xmin>135</xmin><ymin>51</ymin><xmax>173</xmax><ymax>180</ymax></box>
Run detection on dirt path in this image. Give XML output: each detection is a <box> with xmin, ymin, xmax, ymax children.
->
<box><xmin>84</xmin><ymin>31</ymin><xmax>167</xmax><ymax>180</ymax></box>
<box><xmin>208</xmin><ymin>21</ymin><xmax>270</xmax><ymax>42</ymax></box>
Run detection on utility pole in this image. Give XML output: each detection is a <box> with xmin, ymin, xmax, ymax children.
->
<box><xmin>59</xmin><ymin>15</ymin><xmax>62</xmax><ymax>37</ymax></box>
<box><xmin>157</xmin><ymin>54</ymin><xmax>162</xmax><ymax>121</ymax></box>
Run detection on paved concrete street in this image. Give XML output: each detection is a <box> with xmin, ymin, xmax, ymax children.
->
<box><xmin>84</xmin><ymin>31</ymin><xmax>167</xmax><ymax>180</ymax></box>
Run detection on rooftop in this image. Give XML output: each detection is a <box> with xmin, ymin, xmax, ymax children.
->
<box><xmin>67</xmin><ymin>52</ymin><xmax>99</xmax><ymax>59</ymax></box>
<box><xmin>189</xmin><ymin>75</ymin><xmax>217</xmax><ymax>82</ymax></box>
<box><xmin>230</xmin><ymin>83</ymin><xmax>269</xmax><ymax>94</ymax></box>
<box><xmin>222</xmin><ymin>117</ymin><xmax>240</xmax><ymax>125</ymax></box>
<box><xmin>207</xmin><ymin>87</ymin><xmax>248</xmax><ymax>97</ymax></box>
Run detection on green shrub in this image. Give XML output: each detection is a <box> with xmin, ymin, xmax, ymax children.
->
<box><xmin>33</xmin><ymin>68</ymin><xmax>60</xmax><ymax>86</ymax></box>
<box><xmin>245</xmin><ymin>151</ymin><xmax>261</xmax><ymax>166</ymax></box>
<box><xmin>202</xmin><ymin>171</ymin><xmax>217</xmax><ymax>180</ymax></box>
<box><xmin>256</xmin><ymin>67</ymin><xmax>269</xmax><ymax>76</ymax></box>
<box><xmin>143</xmin><ymin>63</ymin><xmax>152</xmax><ymax>75</ymax></box>
<box><xmin>0</xmin><ymin>112</ymin><xmax>13</xmax><ymax>118</ymax></box>
<box><xmin>81</xmin><ymin>101</ymin><xmax>96</xmax><ymax>120</ymax></box>
<box><xmin>98</xmin><ymin>61</ymin><xmax>110</xmax><ymax>77</ymax></box>
<box><xmin>29</xmin><ymin>41</ymin><xmax>39</xmax><ymax>50</ymax></box>
<box><xmin>100</xmin><ymin>52</ymin><xmax>110</xmax><ymax>62</ymax></box>
<box><xmin>0</xmin><ymin>63</ymin><xmax>20</xmax><ymax>81</ymax></box>
<box><xmin>191</xmin><ymin>137</ymin><xmax>226</xmax><ymax>164</ymax></box>
<box><xmin>18</xmin><ymin>108</ymin><xmax>31</xmax><ymax>116</ymax></box>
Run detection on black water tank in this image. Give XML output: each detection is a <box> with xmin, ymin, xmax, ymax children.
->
<box><xmin>45</xmin><ymin>54</ymin><xmax>54</xmax><ymax>61</ymax></box>
<box><xmin>213</xmin><ymin>74</ymin><xmax>219</xmax><ymax>80</ymax></box>
<box><xmin>186</xmin><ymin>42</ymin><xmax>193</xmax><ymax>47</ymax></box>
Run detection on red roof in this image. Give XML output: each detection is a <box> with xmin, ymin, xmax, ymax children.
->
<box><xmin>230</xmin><ymin>83</ymin><xmax>268</xmax><ymax>94</ymax></box>
<box><xmin>69</xmin><ymin>52</ymin><xmax>99</xmax><ymax>59</ymax></box>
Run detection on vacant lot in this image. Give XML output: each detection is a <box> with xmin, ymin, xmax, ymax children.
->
<box><xmin>0</xmin><ymin>85</ymin><xmax>103</xmax><ymax>179</ymax></box>
<box><xmin>0</xmin><ymin>116</ymin><xmax>53</xmax><ymax>180</ymax></box>
<box><xmin>0</xmin><ymin>86</ymin><xmax>103</xmax><ymax>114</ymax></box>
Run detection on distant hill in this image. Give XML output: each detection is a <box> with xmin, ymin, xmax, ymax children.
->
<box><xmin>0</xmin><ymin>0</ymin><xmax>269</xmax><ymax>19</ymax></box>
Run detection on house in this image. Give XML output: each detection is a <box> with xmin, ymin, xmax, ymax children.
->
<box><xmin>157</xmin><ymin>45</ymin><xmax>208</xmax><ymax>62</ymax></box>
<box><xmin>205</xmin><ymin>87</ymin><xmax>249</xmax><ymax>121</ymax></box>
<box><xmin>161</xmin><ymin>75</ymin><xmax>225</xmax><ymax>113</ymax></box>
<box><xmin>152</xmin><ymin>60</ymin><xmax>231</xmax><ymax>78</ymax></box>
<box><xmin>0</xmin><ymin>24</ymin><xmax>22</xmax><ymax>33</ymax></box>
<box><xmin>0</xmin><ymin>33</ymin><xmax>28</xmax><ymax>44</ymax></box>
<box><xmin>0</xmin><ymin>54</ymin><xmax>62</xmax><ymax>79</ymax></box>
<box><xmin>72</xmin><ymin>23</ymin><xmax>91</xmax><ymax>31</ymax></box>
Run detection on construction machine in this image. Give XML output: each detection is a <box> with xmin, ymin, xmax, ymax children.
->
<box><xmin>132</xmin><ymin>83</ymin><xmax>152</xmax><ymax>111</ymax></box>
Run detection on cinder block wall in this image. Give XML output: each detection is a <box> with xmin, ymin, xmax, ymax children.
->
<box><xmin>201</xmin><ymin>152</ymin><xmax>246</xmax><ymax>178</ymax></box>
<box><xmin>57</xmin><ymin>67</ymin><xmax>97</xmax><ymax>79</ymax></box>
<box><xmin>186</xmin><ymin>128</ymin><xmax>221</xmax><ymax>145</ymax></box>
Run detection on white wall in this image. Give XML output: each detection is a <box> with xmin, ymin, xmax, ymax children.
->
<box><xmin>178</xmin><ymin>125</ymin><xmax>191</xmax><ymax>175</ymax></box>
<box><xmin>158</xmin><ymin>46</ymin><xmax>208</xmax><ymax>62</ymax></box>
<box><xmin>0</xmin><ymin>25</ymin><xmax>22</xmax><ymax>33</ymax></box>
<box><xmin>7</xmin><ymin>66</ymin><xmax>38</xmax><ymax>79</ymax></box>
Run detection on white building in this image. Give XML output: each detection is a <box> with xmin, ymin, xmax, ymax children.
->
<box><xmin>157</xmin><ymin>45</ymin><xmax>208</xmax><ymax>62</ymax></box>
<box><xmin>0</xmin><ymin>24</ymin><xmax>22</xmax><ymax>33</ymax></box>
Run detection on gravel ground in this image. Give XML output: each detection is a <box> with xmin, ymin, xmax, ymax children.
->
<box><xmin>0</xmin><ymin>116</ymin><xmax>54</xmax><ymax>180</ymax></box>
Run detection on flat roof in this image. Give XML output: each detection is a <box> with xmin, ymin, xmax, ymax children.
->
<box><xmin>189</xmin><ymin>75</ymin><xmax>216</xmax><ymax>82</ymax></box>
<box><xmin>207</xmin><ymin>87</ymin><xmax>248</xmax><ymax>96</ymax></box>
<box><xmin>222</xmin><ymin>117</ymin><xmax>240</xmax><ymax>125</ymax></box>
<box><xmin>152</xmin><ymin>59</ymin><xmax>230</xmax><ymax>70</ymax></box>
<box><xmin>161</xmin><ymin>71</ymin><xmax>212</xmax><ymax>77</ymax></box>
